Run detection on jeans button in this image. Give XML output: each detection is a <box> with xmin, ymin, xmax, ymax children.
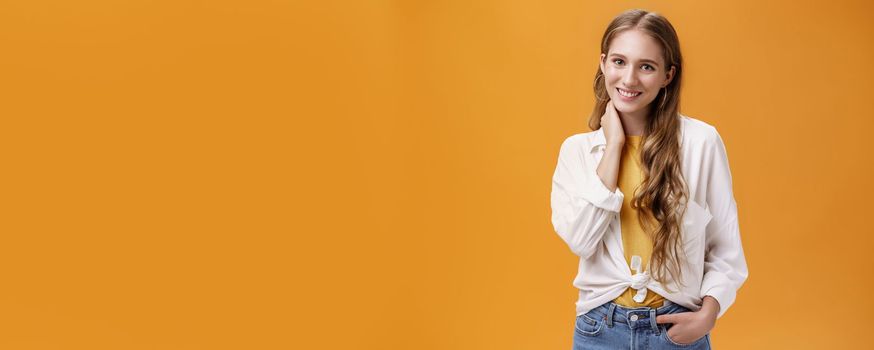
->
<box><xmin>630</xmin><ymin>314</ymin><xmax>638</xmax><ymax>321</ymax></box>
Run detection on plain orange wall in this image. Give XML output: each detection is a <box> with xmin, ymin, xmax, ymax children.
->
<box><xmin>1</xmin><ymin>0</ymin><xmax>872</xmax><ymax>349</ymax></box>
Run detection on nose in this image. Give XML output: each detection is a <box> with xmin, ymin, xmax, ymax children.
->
<box><xmin>622</xmin><ymin>67</ymin><xmax>639</xmax><ymax>88</ymax></box>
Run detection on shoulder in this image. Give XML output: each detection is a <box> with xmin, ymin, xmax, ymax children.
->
<box><xmin>558</xmin><ymin>130</ymin><xmax>599</xmax><ymax>154</ymax></box>
<box><xmin>680</xmin><ymin>114</ymin><xmax>723</xmax><ymax>149</ymax></box>
<box><xmin>562</xmin><ymin>131</ymin><xmax>595</xmax><ymax>146</ymax></box>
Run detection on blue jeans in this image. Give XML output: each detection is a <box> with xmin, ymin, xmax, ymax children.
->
<box><xmin>572</xmin><ymin>299</ymin><xmax>712</xmax><ymax>349</ymax></box>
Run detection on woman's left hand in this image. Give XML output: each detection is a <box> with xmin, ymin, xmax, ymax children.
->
<box><xmin>655</xmin><ymin>303</ymin><xmax>717</xmax><ymax>345</ymax></box>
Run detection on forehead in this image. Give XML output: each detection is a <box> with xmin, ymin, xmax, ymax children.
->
<box><xmin>608</xmin><ymin>29</ymin><xmax>664</xmax><ymax>64</ymax></box>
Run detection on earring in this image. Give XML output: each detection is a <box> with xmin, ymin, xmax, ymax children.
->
<box><xmin>594</xmin><ymin>73</ymin><xmax>608</xmax><ymax>101</ymax></box>
<box><xmin>658</xmin><ymin>87</ymin><xmax>668</xmax><ymax>110</ymax></box>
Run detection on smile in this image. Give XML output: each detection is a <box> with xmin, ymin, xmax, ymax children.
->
<box><xmin>617</xmin><ymin>88</ymin><xmax>642</xmax><ymax>98</ymax></box>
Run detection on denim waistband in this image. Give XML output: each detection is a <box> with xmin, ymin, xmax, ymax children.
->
<box><xmin>584</xmin><ymin>299</ymin><xmax>691</xmax><ymax>334</ymax></box>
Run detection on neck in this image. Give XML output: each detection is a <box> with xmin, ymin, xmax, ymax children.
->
<box><xmin>618</xmin><ymin>109</ymin><xmax>648</xmax><ymax>136</ymax></box>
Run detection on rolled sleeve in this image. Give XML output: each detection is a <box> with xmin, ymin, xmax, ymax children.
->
<box><xmin>578</xmin><ymin>159</ymin><xmax>625</xmax><ymax>213</ymax></box>
<box><xmin>551</xmin><ymin>135</ymin><xmax>624</xmax><ymax>260</ymax></box>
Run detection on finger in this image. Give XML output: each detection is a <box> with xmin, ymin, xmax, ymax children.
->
<box><xmin>655</xmin><ymin>314</ymin><xmax>675</xmax><ymax>324</ymax></box>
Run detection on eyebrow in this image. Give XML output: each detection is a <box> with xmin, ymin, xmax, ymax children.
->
<box><xmin>608</xmin><ymin>53</ymin><xmax>660</xmax><ymax>67</ymax></box>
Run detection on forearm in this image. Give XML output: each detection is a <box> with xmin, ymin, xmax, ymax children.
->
<box><xmin>596</xmin><ymin>143</ymin><xmax>624</xmax><ymax>191</ymax></box>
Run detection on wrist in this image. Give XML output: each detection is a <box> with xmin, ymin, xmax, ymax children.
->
<box><xmin>606</xmin><ymin>141</ymin><xmax>625</xmax><ymax>149</ymax></box>
<box><xmin>701</xmin><ymin>295</ymin><xmax>720</xmax><ymax>317</ymax></box>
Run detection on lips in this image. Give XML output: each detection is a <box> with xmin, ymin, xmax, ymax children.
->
<box><xmin>617</xmin><ymin>88</ymin><xmax>642</xmax><ymax>98</ymax></box>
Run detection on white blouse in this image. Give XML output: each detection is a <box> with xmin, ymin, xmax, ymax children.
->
<box><xmin>550</xmin><ymin>114</ymin><xmax>749</xmax><ymax>319</ymax></box>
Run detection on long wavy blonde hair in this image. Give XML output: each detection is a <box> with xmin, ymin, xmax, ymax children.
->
<box><xmin>588</xmin><ymin>9</ymin><xmax>689</xmax><ymax>293</ymax></box>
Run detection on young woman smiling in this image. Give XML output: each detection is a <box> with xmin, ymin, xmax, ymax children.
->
<box><xmin>550</xmin><ymin>9</ymin><xmax>749</xmax><ymax>349</ymax></box>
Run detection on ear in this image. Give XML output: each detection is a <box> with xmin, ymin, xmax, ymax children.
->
<box><xmin>663</xmin><ymin>65</ymin><xmax>676</xmax><ymax>88</ymax></box>
<box><xmin>599</xmin><ymin>53</ymin><xmax>606</xmax><ymax>75</ymax></box>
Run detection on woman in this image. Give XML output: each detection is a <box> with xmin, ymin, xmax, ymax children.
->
<box><xmin>550</xmin><ymin>9</ymin><xmax>749</xmax><ymax>349</ymax></box>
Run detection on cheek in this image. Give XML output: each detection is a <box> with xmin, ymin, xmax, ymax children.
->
<box><xmin>640</xmin><ymin>77</ymin><xmax>661</xmax><ymax>89</ymax></box>
<box><xmin>602</xmin><ymin>69</ymin><xmax>619</xmax><ymax>84</ymax></box>
<box><xmin>602</xmin><ymin>73</ymin><xmax>619</xmax><ymax>91</ymax></box>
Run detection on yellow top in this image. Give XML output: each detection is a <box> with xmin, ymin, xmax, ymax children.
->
<box><xmin>611</xmin><ymin>135</ymin><xmax>666</xmax><ymax>308</ymax></box>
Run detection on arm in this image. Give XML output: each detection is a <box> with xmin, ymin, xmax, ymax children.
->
<box><xmin>699</xmin><ymin>128</ymin><xmax>750</xmax><ymax>320</ymax></box>
<box><xmin>550</xmin><ymin>136</ymin><xmax>624</xmax><ymax>260</ymax></box>
<box><xmin>597</xmin><ymin>141</ymin><xmax>624</xmax><ymax>191</ymax></box>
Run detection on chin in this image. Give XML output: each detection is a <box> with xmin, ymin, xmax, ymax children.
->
<box><xmin>612</xmin><ymin>96</ymin><xmax>654</xmax><ymax>114</ymax></box>
<box><xmin>615</xmin><ymin>103</ymin><xmax>642</xmax><ymax>113</ymax></box>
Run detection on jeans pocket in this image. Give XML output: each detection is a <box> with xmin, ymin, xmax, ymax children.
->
<box><xmin>661</xmin><ymin>325</ymin><xmax>707</xmax><ymax>347</ymax></box>
<box><xmin>574</xmin><ymin>313</ymin><xmax>604</xmax><ymax>337</ymax></box>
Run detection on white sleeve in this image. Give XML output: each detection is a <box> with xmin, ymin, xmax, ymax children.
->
<box><xmin>550</xmin><ymin>135</ymin><xmax>624</xmax><ymax>260</ymax></box>
<box><xmin>699</xmin><ymin>128</ymin><xmax>750</xmax><ymax>319</ymax></box>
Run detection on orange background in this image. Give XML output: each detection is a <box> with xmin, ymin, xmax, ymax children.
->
<box><xmin>0</xmin><ymin>1</ymin><xmax>871</xmax><ymax>349</ymax></box>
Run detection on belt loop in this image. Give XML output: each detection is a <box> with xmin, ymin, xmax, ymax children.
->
<box><xmin>606</xmin><ymin>303</ymin><xmax>616</xmax><ymax>328</ymax></box>
<box><xmin>649</xmin><ymin>308</ymin><xmax>659</xmax><ymax>334</ymax></box>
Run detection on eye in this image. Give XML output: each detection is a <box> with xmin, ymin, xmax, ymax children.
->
<box><xmin>612</xmin><ymin>59</ymin><xmax>624</xmax><ymax>65</ymax></box>
<box><xmin>642</xmin><ymin>64</ymin><xmax>655</xmax><ymax>71</ymax></box>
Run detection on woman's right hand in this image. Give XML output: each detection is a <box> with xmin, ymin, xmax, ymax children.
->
<box><xmin>600</xmin><ymin>100</ymin><xmax>625</xmax><ymax>146</ymax></box>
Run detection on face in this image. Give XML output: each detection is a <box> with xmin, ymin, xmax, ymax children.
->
<box><xmin>600</xmin><ymin>29</ymin><xmax>675</xmax><ymax>115</ymax></box>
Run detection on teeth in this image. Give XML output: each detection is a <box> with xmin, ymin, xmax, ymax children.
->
<box><xmin>618</xmin><ymin>88</ymin><xmax>641</xmax><ymax>97</ymax></box>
